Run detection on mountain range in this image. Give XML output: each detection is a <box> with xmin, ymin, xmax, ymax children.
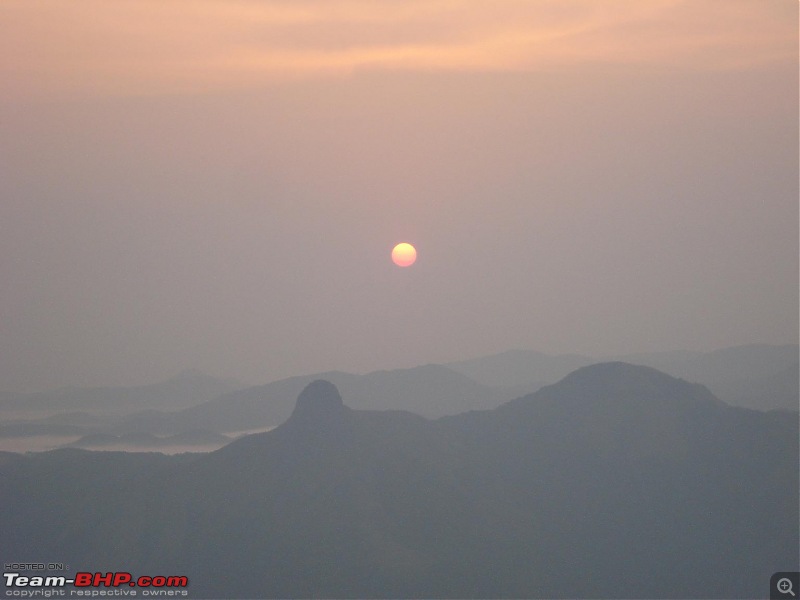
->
<box><xmin>1</xmin><ymin>344</ymin><xmax>795</xmax><ymax>454</ymax></box>
<box><xmin>0</xmin><ymin>364</ymin><xmax>530</xmax><ymax>447</ymax></box>
<box><xmin>0</xmin><ymin>369</ymin><xmax>242</xmax><ymax>416</ymax></box>
<box><xmin>447</xmin><ymin>343</ymin><xmax>799</xmax><ymax>411</ymax></box>
<box><xmin>1</xmin><ymin>362</ymin><xmax>796</xmax><ymax>598</ymax></box>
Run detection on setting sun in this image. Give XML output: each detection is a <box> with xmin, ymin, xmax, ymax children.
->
<box><xmin>391</xmin><ymin>242</ymin><xmax>417</xmax><ymax>267</ymax></box>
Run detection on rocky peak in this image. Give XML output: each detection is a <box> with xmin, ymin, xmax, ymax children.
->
<box><xmin>288</xmin><ymin>380</ymin><xmax>349</xmax><ymax>430</ymax></box>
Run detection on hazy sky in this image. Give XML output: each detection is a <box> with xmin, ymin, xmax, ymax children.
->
<box><xmin>1</xmin><ymin>1</ymin><xmax>797</xmax><ymax>392</ymax></box>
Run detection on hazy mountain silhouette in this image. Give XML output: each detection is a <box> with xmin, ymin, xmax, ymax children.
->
<box><xmin>448</xmin><ymin>344</ymin><xmax>799</xmax><ymax>410</ymax></box>
<box><xmin>121</xmin><ymin>363</ymin><xmax>527</xmax><ymax>434</ymax></box>
<box><xmin>0</xmin><ymin>369</ymin><xmax>242</xmax><ymax>416</ymax></box>
<box><xmin>708</xmin><ymin>361</ymin><xmax>799</xmax><ymax>411</ymax></box>
<box><xmin>1</xmin><ymin>363</ymin><xmax>796</xmax><ymax>598</ymax></box>
<box><xmin>0</xmin><ymin>365</ymin><xmax>531</xmax><ymax>447</ymax></box>
<box><xmin>616</xmin><ymin>343</ymin><xmax>797</xmax><ymax>382</ymax></box>
<box><xmin>447</xmin><ymin>348</ymin><xmax>593</xmax><ymax>387</ymax></box>
<box><xmin>615</xmin><ymin>344</ymin><xmax>799</xmax><ymax>410</ymax></box>
<box><xmin>4</xmin><ymin>345</ymin><xmax>794</xmax><ymax>449</ymax></box>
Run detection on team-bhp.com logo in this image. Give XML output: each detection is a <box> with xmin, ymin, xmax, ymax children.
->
<box><xmin>4</xmin><ymin>572</ymin><xmax>189</xmax><ymax>597</ymax></box>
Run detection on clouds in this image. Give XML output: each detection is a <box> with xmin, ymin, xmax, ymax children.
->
<box><xmin>2</xmin><ymin>1</ymin><xmax>795</xmax><ymax>99</ymax></box>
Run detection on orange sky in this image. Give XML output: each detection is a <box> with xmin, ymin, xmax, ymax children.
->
<box><xmin>1</xmin><ymin>0</ymin><xmax>795</xmax><ymax>99</ymax></box>
<box><xmin>0</xmin><ymin>1</ymin><xmax>796</xmax><ymax>391</ymax></box>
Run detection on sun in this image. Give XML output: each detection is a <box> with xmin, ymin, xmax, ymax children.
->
<box><xmin>391</xmin><ymin>242</ymin><xmax>417</xmax><ymax>267</ymax></box>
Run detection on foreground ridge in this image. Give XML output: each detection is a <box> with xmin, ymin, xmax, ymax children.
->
<box><xmin>0</xmin><ymin>363</ymin><xmax>796</xmax><ymax>599</ymax></box>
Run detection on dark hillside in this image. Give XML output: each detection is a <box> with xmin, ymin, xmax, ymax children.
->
<box><xmin>2</xmin><ymin>365</ymin><xmax>797</xmax><ymax>598</ymax></box>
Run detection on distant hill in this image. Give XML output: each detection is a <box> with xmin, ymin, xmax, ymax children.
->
<box><xmin>119</xmin><ymin>363</ymin><xmax>527</xmax><ymax>434</ymax></box>
<box><xmin>708</xmin><ymin>361</ymin><xmax>799</xmax><ymax>411</ymax></box>
<box><xmin>0</xmin><ymin>365</ymin><xmax>534</xmax><ymax>447</ymax></box>
<box><xmin>0</xmin><ymin>370</ymin><xmax>243</xmax><ymax>416</ymax></box>
<box><xmin>447</xmin><ymin>348</ymin><xmax>593</xmax><ymax>387</ymax></box>
<box><xmin>614</xmin><ymin>344</ymin><xmax>799</xmax><ymax>410</ymax></box>
<box><xmin>615</xmin><ymin>344</ymin><xmax>798</xmax><ymax>383</ymax></box>
<box><xmin>2</xmin><ymin>345</ymin><xmax>795</xmax><ymax>452</ymax></box>
<box><xmin>448</xmin><ymin>344</ymin><xmax>799</xmax><ymax>410</ymax></box>
<box><xmin>1</xmin><ymin>364</ymin><xmax>796</xmax><ymax>598</ymax></box>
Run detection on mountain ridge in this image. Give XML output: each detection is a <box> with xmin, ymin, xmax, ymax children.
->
<box><xmin>2</xmin><ymin>362</ymin><xmax>795</xmax><ymax>598</ymax></box>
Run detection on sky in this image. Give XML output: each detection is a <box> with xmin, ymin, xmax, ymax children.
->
<box><xmin>1</xmin><ymin>0</ymin><xmax>797</xmax><ymax>392</ymax></box>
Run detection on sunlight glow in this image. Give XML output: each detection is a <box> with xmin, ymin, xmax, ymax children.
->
<box><xmin>1</xmin><ymin>0</ymin><xmax>794</xmax><ymax>99</ymax></box>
